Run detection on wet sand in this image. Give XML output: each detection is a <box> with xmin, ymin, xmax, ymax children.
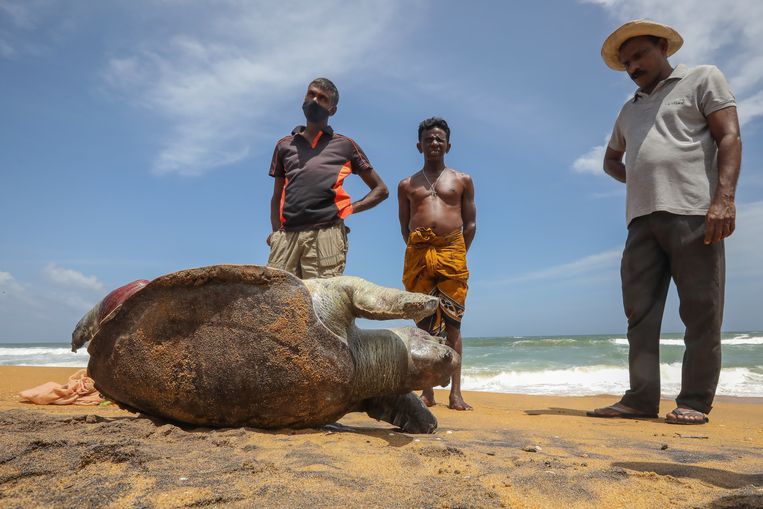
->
<box><xmin>1</xmin><ymin>366</ymin><xmax>762</xmax><ymax>508</ymax></box>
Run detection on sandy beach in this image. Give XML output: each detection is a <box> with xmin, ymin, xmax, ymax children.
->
<box><xmin>1</xmin><ymin>366</ymin><xmax>761</xmax><ymax>508</ymax></box>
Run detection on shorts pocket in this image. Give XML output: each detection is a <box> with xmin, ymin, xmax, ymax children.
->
<box><xmin>267</xmin><ymin>231</ymin><xmax>288</xmax><ymax>267</ymax></box>
<box><xmin>316</xmin><ymin>225</ymin><xmax>348</xmax><ymax>268</ymax></box>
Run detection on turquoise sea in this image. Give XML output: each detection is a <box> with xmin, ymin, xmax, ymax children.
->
<box><xmin>2</xmin><ymin>332</ymin><xmax>762</xmax><ymax>397</ymax></box>
<box><xmin>459</xmin><ymin>332</ymin><xmax>763</xmax><ymax>397</ymax></box>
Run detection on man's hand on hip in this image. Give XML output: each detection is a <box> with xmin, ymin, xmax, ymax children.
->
<box><xmin>704</xmin><ymin>197</ymin><xmax>736</xmax><ymax>244</ymax></box>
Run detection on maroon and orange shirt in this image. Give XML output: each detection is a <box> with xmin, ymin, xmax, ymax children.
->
<box><xmin>269</xmin><ymin>125</ymin><xmax>374</xmax><ymax>231</ymax></box>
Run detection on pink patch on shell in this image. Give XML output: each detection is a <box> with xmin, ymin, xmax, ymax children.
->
<box><xmin>97</xmin><ymin>280</ymin><xmax>150</xmax><ymax>324</ymax></box>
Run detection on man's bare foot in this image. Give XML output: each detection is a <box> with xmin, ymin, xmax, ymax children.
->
<box><xmin>420</xmin><ymin>388</ymin><xmax>436</xmax><ymax>407</ymax></box>
<box><xmin>448</xmin><ymin>392</ymin><xmax>472</xmax><ymax>411</ymax></box>
<box><xmin>665</xmin><ymin>407</ymin><xmax>709</xmax><ymax>424</ymax></box>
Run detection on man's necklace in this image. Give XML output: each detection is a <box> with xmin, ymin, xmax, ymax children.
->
<box><xmin>421</xmin><ymin>168</ymin><xmax>448</xmax><ymax>197</ymax></box>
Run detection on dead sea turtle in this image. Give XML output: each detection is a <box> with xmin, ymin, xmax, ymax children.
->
<box><xmin>71</xmin><ymin>265</ymin><xmax>458</xmax><ymax>433</ymax></box>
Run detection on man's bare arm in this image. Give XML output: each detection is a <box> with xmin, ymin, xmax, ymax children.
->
<box><xmin>460</xmin><ymin>175</ymin><xmax>476</xmax><ymax>252</ymax></box>
<box><xmin>397</xmin><ymin>180</ymin><xmax>411</xmax><ymax>243</ymax></box>
<box><xmin>603</xmin><ymin>146</ymin><xmax>626</xmax><ymax>183</ymax></box>
<box><xmin>267</xmin><ymin>177</ymin><xmax>285</xmax><ymax>246</ymax></box>
<box><xmin>705</xmin><ymin>106</ymin><xmax>742</xmax><ymax>244</ymax></box>
<box><xmin>352</xmin><ymin>169</ymin><xmax>389</xmax><ymax>213</ymax></box>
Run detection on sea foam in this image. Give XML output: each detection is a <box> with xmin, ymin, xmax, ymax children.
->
<box><xmin>0</xmin><ymin>347</ymin><xmax>78</xmax><ymax>356</ymax></box>
<box><xmin>0</xmin><ymin>346</ymin><xmax>88</xmax><ymax>367</ymax></box>
<box><xmin>461</xmin><ymin>363</ymin><xmax>763</xmax><ymax>397</ymax></box>
<box><xmin>610</xmin><ymin>335</ymin><xmax>763</xmax><ymax>347</ymax></box>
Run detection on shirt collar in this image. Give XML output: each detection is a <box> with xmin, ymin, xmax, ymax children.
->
<box><xmin>291</xmin><ymin>125</ymin><xmax>334</xmax><ymax>137</ymax></box>
<box><xmin>633</xmin><ymin>64</ymin><xmax>688</xmax><ymax>102</ymax></box>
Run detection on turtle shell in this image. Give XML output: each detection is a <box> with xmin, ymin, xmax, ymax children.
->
<box><xmin>86</xmin><ymin>265</ymin><xmax>354</xmax><ymax>428</ymax></box>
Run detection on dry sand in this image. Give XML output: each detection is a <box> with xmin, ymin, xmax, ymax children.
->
<box><xmin>1</xmin><ymin>366</ymin><xmax>761</xmax><ymax>508</ymax></box>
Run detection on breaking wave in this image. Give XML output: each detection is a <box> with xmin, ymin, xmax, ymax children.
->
<box><xmin>461</xmin><ymin>364</ymin><xmax>763</xmax><ymax>397</ymax></box>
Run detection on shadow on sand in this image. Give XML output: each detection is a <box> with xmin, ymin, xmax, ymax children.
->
<box><xmin>708</xmin><ymin>491</ymin><xmax>763</xmax><ymax>509</ymax></box>
<box><xmin>613</xmin><ymin>461</ymin><xmax>763</xmax><ymax>489</ymax></box>
<box><xmin>524</xmin><ymin>407</ymin><xmax>588</xmax><ymax>417</ymax></box>
<box><xmin>320</xmin><ymin>422</ymin><xmax>417</xmax><ymax>447</ymax></box>
<box><xmin>524</xmin><ymin>407</ymin><xmax>663</xmax><ymax>422</ymax></box>
<box><xmin>135</xmin><ymin>414</ymin><xmax>417</xmax><ymax>447</ymax></box>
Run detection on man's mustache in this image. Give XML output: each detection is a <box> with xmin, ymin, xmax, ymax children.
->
<box><xmin>630</xmin><ymin>70</ymin><xmax>645</xmax><ymax>80</ymax></box>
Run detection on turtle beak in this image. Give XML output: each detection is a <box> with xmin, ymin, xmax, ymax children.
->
<box><xmin>406</xmin><ymin>329</ymin><xmax>459</xmax><ymax>390</ymax></box>
<box><xmin>71</xmin><ymin>304</ymin><xmax>100</xmax><ymax>352</ymax></box>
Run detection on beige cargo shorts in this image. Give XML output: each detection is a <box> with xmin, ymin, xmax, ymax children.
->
<box><xmin>267</xmin><ymin>222</ymin><xmax>349</xmax><ymax>279</ymax></box>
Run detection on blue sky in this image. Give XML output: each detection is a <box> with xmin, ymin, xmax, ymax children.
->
<box><xmin>1</xmin><ymin>0</ymin><xmax>762</xmax><ymax>341</ymax></box>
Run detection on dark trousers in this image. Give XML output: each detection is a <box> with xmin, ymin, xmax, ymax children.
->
<box><xmin>619</xmin><ymin>212</ymin><xmax>724</xmax><ymax>415</ymax></box>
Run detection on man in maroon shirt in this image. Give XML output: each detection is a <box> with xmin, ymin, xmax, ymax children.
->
<box><xmin>267</xmin><ymin>78</ymin><xmax>388</xmax><ymax>278</ymax></box>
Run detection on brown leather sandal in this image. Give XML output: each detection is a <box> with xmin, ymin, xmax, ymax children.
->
<box><xmin>586</xmin><ymin>403</ymin><xmax>658</xmax><ymax>419</ymax></box>
<box><xmin>665</xmin><ymin>407</ymin><xmax>709</xmax><ymax>425</ymax></box>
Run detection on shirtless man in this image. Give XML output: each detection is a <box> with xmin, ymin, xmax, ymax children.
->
<box><xmin>397</xmin><ymin>117</ymin><xmax>477</xmax><ymax>410</ymax></box>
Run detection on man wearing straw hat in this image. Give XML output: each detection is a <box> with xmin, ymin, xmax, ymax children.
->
<box><xmin>588</xmin><ymin>20</ymin><xmax>742</xmax><ymax>424</ymax></box>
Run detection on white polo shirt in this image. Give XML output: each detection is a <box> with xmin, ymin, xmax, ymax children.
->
<box><xmin>608</xmin><ymin>64</ymin><xmax>736</xmax><ymax>224</ymax></box>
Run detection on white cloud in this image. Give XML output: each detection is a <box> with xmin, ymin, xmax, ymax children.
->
<box><xmin>572</xmin><ymin>135</ymin><xmax>609</xmax><ymax>175</ymax></box>
<box><xmin>57</xmin><ymin>293</ymin><xmax>97</xmax><ymax>312</ymax></box>
<box><xmin>0</xmin><ymin>271</ymin><xmax>24</xmax><ymax>293</ymax></box>
<box><xmin>0</xmin><ymin>0</ymin><xmax>61</xmax><ymax>59</ymax></box>
<box><xmin>482</xmin><ymin>248</ymin><xmax>622</xmax><ymax>287</ymax></box>
<box><xmin>103</xmin><ymin>2</ymin><xmax>406</xmax><ymax>176</ymax></box>
<box><xmin>0</xmin><ymin>36</ymin><xmax>15</xmax><ymax>57</ymax></box>
<box><xmin>483</xmin><ymin>200</ymin><xmax>762</xmax><ymax>289</ymax></box>
<box><xmin>0</xmin><ymin>1</ymin><xmax>39</xmax><ymax>29</ymax></box>
<box><xmin>585</xmin><ymin>0</ymin><xmax>763</xmax><ymax>125</ymax></box>
<box><xmin>42</xmin><ymin>263</ymin><xmax>104</xmax><ymax>291</ymax></box>
<box><xmin>514</xmin><ymin>249</ymin><xmax>622</xmax><ymax>282</ymax></box>
<box><xmin>0</xmin><ymin>270</ymin><xmax>97</xmax><ymax>340</ymax></box>
<box><xmin>738</xmin><ymin>90</ymin><xmax>763</xmax><ymax>127</ymax></box>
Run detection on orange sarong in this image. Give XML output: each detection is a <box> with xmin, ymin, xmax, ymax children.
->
<box><xmin>402</xmin><ymin>227</ymin><xmax>469</xmax><ymax>337</ymax></box>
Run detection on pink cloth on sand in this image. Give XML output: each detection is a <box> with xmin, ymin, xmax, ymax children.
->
<box><xmin>19</xmin><ymin>369</ymin><xmax>104</xmax><ymax>405</ymax></box>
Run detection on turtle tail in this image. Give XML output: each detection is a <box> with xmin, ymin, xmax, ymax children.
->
<box><xmin>363</xmin><ymin>393</ymin><xmax>438</xmax><ymax>434</ymax></box>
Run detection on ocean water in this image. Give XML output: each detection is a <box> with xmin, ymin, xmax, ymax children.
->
<box><xmin>2</xmin><ymin>332</ymin><xmax>762</xmax><ymax>397</ymax></box>
<box><xmin>460</xmin><ymin>332</ymin><xmax>763</xmax><ymax>397</ymax></box>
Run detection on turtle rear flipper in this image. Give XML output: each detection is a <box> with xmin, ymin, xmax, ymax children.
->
<box><xmin>364</xmin><ymin>393</ymin><xmax>437</xmax><ymax>434</ymax></box>
<box><xmin>71</xmin><ymin>279</ymin><xmax>149</xmax><ymax>352</ymax></box>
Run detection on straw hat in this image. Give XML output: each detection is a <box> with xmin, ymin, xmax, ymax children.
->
<box><xmin>601</xmin><ymin>19</ymin><xmax>683</xmax><ymax>71</ymax></box>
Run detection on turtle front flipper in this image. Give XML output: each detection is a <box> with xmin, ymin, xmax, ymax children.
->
<box><xmin>303</xmin><ymin>276</ymin><xmax>439</xmax><ymax>340</ymax></box>
<box><xmin>363</xmin><ymin>393</ymin><xmax>437</xmax><ymax>434</ymax></box>
<box><xmin>332</xmin><ymin>276</ymin><xmax>438</xmax><ymax>322</ymax></box>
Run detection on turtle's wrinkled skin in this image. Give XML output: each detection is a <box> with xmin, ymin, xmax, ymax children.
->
<box><xmin>72</xmin><ymin>265</ymin><xmax>458</xmax><ymax>433</ymax></box>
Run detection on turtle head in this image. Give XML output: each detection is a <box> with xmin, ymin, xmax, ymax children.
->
<box><xmin>71</xmin><ymin>279</ymin><xmax>150</xmax><ymax>352</ymax></box>
<box><xmin>400</xmin><ymin>327</ymin><xmax>460</xmax><ymax>390</ymax></box>
<box><xmin>71</xmin><ymin>304</ymin><xmax>100</xmax><ymax>352</ymax></box>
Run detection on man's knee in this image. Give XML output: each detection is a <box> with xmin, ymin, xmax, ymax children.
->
<box><xmin>444</xmin><ymin>322</ymin><xmax>461</xmax><ymax>342</ymax></box>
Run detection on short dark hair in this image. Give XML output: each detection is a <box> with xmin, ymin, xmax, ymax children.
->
<box><xmin>418</xmin><ymin>117</ymin><xmax>450</xmax><ymax>142</ymax></box>
<box><xmin>309</xmin><ymin>77</ymin><xmax>339</xmax><ymax>107</ymax></box>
